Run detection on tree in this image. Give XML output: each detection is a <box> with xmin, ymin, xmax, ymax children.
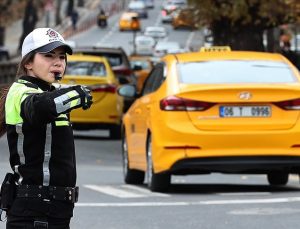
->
<box><xmin>188</xmin><ymin>0</ymin><xmax>297</xmax><ymax>51</ymax></box>
<box><xmin>0</xmin><ymin>0</ymin><xmax>26</xmax><ymax>46</ymax></box>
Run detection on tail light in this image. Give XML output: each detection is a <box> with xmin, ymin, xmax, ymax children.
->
<box><xmin>89</xmin><ymin>84</ymin><xmax>116</xmax><ymax>93</ymax></box>
<box><xmin>160</xmin><ymin>96</ymin><xmax>215</xmax><ymax>111</ymax></box>
<box><xmin>273</xmin><ymin>98</ymin><xmax>300</xmax><ymax>110</ymax></box>
<box><xmin>161</xmin><ymin>10</ymin><xmax>167</xmax><ymax>16</ymax></box>
<box><xmin>113</xmin><ymin>68</ymin><xmax>133</xmax><ymax>76</ymax></box>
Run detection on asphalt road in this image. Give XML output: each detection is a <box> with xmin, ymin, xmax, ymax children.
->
<box><xmin>1</xmin><ymin>131</ymin><xmax>300</xmax><ymax>229</ymax></box>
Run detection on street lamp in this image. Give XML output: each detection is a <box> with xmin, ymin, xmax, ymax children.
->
<box><xmin>131</xmin><ymin>16</ymin><xmax>140</xmax><ymax>55</ymax></box>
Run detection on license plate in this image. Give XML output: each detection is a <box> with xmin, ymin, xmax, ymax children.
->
<box><xmin>219</xmin><ymin>106</ymin><xmax>271</xmax><ymax>117</ymax></box>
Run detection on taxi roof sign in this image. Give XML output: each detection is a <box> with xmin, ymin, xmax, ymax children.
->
<box><xmin>199</xmin><ymin>46</ymin><xmax>231</xmax><ymax>52</ymax></box>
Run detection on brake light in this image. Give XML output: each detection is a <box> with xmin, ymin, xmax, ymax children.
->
<box><xmin>89</xmin><ymin>84</ymin><xmax>116</xmax><ymax>93</ymax></box>
<box><xmin>113</xmin><ymin>68</ymin><xmax>132</xmax><ymax>76</ymax></box>
<box><xmin>160</xmin><ymin>96</ymin><xmax>215</xmax><ymax>111</ymax></box>
<box><xmin>273</xmin><ymin>98</ymin><xmax>300</xmax><ymax>110</ymax></box>
<box><xmin>161</xmin><ymin>10</ymin><xmax>167</xmax><ymax>16</ymax></box>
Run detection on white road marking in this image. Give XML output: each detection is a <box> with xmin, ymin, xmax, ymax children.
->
<box><xmin>121</xmin><ymin>184</ymin><xmax>170</xmax><ymax>197</ymax></box>
<box><xmin>84</xmin><ymin>185</ymin><xmax>145</xmax><ymax>198</ymax></box>
<box><xmin>229</xmin><ymin>207</ymin><xmax>300</xmax><ymax>215</ymax></box>
<box><xmin>219</xmin><ymin>192</ymin><xmax>271</xmax><ymax>196</ymax></box>
<box><xmin>97</xmin><ymin>22</ymin><xmax>118</xmax><ymax>44</ymax></box>
<box><xmin>185</xmin><ymin>31</ymin><xmax>195</xmax><ymax>50</ymax></box>
<box><xmin>76</xmin><ymin>196</ymin><xmax>300</xmax><ymax>207</ymax></box>
<box><xmin>201</xmin><ymin>197</ymin><xmax>300</xmax><ymax>205</ymax></box>
<box><xmin>155</xmin><ymin>15</ymin><xmax>161</xmax><ymax>26</ymax></box>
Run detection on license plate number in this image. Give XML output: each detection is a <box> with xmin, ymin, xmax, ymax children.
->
<box><xmin>219</xmin><ymin>106</ymin><xmax>271</xmax><ymax>117</ymax></box>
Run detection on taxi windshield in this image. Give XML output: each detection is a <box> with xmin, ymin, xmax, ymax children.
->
<box><xmin>178</xmin><ymin>60</ymin><xmax>297</xmax><ymax>84</ymax></box>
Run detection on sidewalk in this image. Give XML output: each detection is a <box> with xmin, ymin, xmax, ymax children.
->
<box><xmin>5</xmin><ymin>0</ymin><xmax>125</xmax><ymax>60</ymax></box>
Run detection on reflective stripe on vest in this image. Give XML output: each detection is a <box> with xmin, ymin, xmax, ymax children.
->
<box><xmin>15</xmin><ymin>124</ymin><xmax>25</xmax><ymax>184</ymax></box>
<box><xmin>54</xmin><ymin>90</ymin><xmax>81</xmax><ymax>114</ymax></box>
<box><xmin>43</xmin><ymin>123</ymin><xmax>52</xmax><ymax>186</ymax></box>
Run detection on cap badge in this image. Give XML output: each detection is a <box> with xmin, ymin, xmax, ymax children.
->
<box><xmin>46</xmin><ymin>29</ymin><xmax>59</xmax><ymax>39</ymax></box>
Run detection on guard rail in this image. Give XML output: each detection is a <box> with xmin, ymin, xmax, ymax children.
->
<box><xmin>0</xmin><ymin>60</ymin><xmax>18</xmax><ymax>85</ymax></box>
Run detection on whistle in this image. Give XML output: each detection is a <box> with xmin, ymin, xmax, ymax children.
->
<box><xmin>54</xmin><ymin>73</ymin><xmax>62</xmax><ymax>81</ymax></box>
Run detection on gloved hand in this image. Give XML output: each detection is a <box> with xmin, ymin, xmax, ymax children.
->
<box><xmin>73</xmin><ymin>85</ymin><xmax>93</xmax><ymax>110</ymax></box>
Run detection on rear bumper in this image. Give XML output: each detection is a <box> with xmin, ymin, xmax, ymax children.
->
<box><xmin>150</xmin><ymin>113</ymin><xmax>300</xmax><ymax>173</ymax></box>
<box><xmin>170</xmin><ymin>156</ymin><xmax>300</xmax><ymax>175</ymax></box>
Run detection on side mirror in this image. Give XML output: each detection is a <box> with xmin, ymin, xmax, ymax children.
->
<box><xmin>118</xmin><ymin>84</ymin><xmax>137</xmax><ymax>98</ymax></box>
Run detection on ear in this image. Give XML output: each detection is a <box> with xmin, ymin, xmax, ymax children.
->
<box><xmin>24</xmin><ymin>62</ymin><xmax>33</xmax><ymax>70</ymax></box>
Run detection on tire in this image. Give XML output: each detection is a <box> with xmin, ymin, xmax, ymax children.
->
<box><xmin>109</xmin><ymin>125</ymin><xmax>121</xmax><ymax>139</ymax></box>
<box><xmin>122</xmin><ymin>133</ymin><xmax>145</xmax><ymax>184</ymax></box>
<box><xmin>267</xmin><ymin>172</ymin><xmax>289</xmax><ymax>186</ymax></box>
<box><xmin>146</xmin><ymin>135</ymin><xmax>170</xmax><ymax>192</ymax></box>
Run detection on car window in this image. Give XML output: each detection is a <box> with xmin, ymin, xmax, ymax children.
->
<box><xmin>66</xmin><ymin>61</ymin><xmax>107</xmax><ymax>77</ymax></box>
<box><xmin>130</xmin><ymin>60</ymin><xmax>151</xmax><ymax>69</ymax></box>
<box><xmin>78</xmin><ymin>52</ymin><xmax>123</xmax><ymax>67</ymax></box>
<box><xmin>142</xmin><ymin>63</ymin><xmax>164</xmax><ymax>95</ymax></box>
<box><xmin>178</xmin><ymin>60</ymin><xmax>297</xmax><ymax>84</ymax></box>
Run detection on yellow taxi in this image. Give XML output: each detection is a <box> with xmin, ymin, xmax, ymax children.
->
<box><xmin>129</xmin><ymin>55</ymin><xmax>154</xmax><ymax>93</ymax></box>
<box><xmin>119</xmin><ymin>12</ymin><xmax>141</xmax><ymax>31</ymax></box>
<box><xmin>118</xmin><ymin>47</ymin><xmax>300</xmax><ymax>192</ymax></box>
<box><xmin>62</xmin><ymin>54</ymin><xmax>123</xmax><ymax>139</ymax></box>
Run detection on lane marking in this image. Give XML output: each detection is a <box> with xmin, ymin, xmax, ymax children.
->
<box><xmin>84</xmin><ymin>185</ymin><xmax>145</xmax><ymax>198</ymax></box>
<box><xmin>121</xmin><ymin>184</ymin><xmax>170</xmax><ymax>197</ymax></box>
<box><xmin>76</xmin><ymin>196</ymin><xmax>300</xmax><ymax>207</ymax></box>
<box><xmin>219</xmin><ymin>192</ymin><xmax>271</xmax><ymax>196</ymax></box>
<box><xmin>185</xmin><ymin>31</ymin><xmax>195</xmax><ymax>50</ymax></box>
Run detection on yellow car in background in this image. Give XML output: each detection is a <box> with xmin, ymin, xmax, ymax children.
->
<box><xmin>118</xmin><ymin>48</ymin><xmax>300</xmax><ymax>192</ymax></box>
<box><xmin>129</xmin><ymin>55</ymin><xmax>154</xmax><ymax>93</ymax></box>
<box><xmin>62</xmin><ymin>54</ymin><xmax>123</xmax><ymax>139</ymax></box>
<box><xmin>119</xmin><ymin>12</ymin><xmax>141</xmax><ymax>31</ymax></box>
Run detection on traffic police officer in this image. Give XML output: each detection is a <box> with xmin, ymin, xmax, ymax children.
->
<box><xmin>0</xmin><ymin>28</ymin><xmax>93</xmax><ymax>228</ymax></box>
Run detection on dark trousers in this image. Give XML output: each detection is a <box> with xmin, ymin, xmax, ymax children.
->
<box><xmin>6</xmin><ymin>215</ymin><xmax>71</xmax><ymax>229</ymax></box>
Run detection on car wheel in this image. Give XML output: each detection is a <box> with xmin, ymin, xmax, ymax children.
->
<box><xmin>267</xmin><ymin>172</ymin><xmax>289</xmax><ymax>186</ymax></box>
<box><xmin>146</xmin><ymin>135</ymin><xmax>170</xmax><ymax>192</ymax></box>
<box><xmin>122</xmin><ymin>133</ymin><xmax>145</xmax><ymax>184</ymax></box>
<box><xmin>109</xmin><ymin>124</ymin><xmax>121</xmax><ymax>139</ymax></box>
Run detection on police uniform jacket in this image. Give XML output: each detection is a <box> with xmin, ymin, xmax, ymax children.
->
<box><xmin>5</xmin><ymin>75</ymin><xmax>83</xmax><ymax>218</ymax></box>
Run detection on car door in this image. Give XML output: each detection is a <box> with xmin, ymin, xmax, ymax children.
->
<box><xmin>132</xmin><ymin>63</ymin><xmax>165</xmax><ymax>165</ymax></box>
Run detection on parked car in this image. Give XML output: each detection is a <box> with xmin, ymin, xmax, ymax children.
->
<box><xmin>61</xmin><ymin>54</ymin><xmax>123</xmax><ymax>139</ymax></box>
<box><xmin>128</xmin><ymin>0</ymin><xmax>148</xmax><ymax>18</ymax></box>
<box><xmin>144</xmin><ymin>26</ymin><xmax>168</xmax><ymax>41</ymax></box>
<box><xmin>118</xmin><ymin>47</ymin><xmax>300</xmax><ymax>192</ymax></box>
<box><xmin>134</xmin><ymin>35</ymin><xmax>156</xmax><ymax>56</ymax></box>
<box><xmin>119</xmin><ymin>12</ymin><xmax>141</xmax><ymax>31</ymax></box>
